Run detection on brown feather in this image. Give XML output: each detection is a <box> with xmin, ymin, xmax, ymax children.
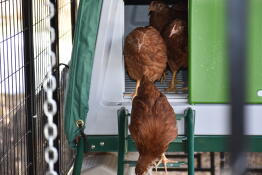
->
<box><xmin>129</xmin><ymin>77</ymin><xmax>178</xmax><ymax>175</ymax></box>
<box><xmin>124</xmin><ymin>26</ymin><xmax>167</xmax><ymax>82</ymax></box>
<box><xmin>162</xmin><ymin>19</ymin><xmax>188</xmax><ymax>72</ymax></box>
<box><xmin>149</xmin><ymin>1</ymin><xmax>173</xmax><ymax>34</ymax></box>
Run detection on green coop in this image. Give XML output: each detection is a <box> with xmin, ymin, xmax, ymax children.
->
<box><xmin>64</xmin><ymin>0</ymin><xmax>262</xmax><ymax>174</ymax></box>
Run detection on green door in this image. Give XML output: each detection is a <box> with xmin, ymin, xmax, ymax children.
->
<box><xmin>189</xmin><ymin>0</ymin><xmax>262</xmax><ymax>104</ymax></box>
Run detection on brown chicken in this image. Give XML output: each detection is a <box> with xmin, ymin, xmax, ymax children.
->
<box><xmin>149</xmin><ymin>1</ymin><xmax>173</xmax><ymax>34</ymax></box>
<box><xmin>124</xmin><ymin>26</ymin><xmax>167</xmax><ymax>97</ymax></box>
<box><xmin>129</xmin><ymin>77</ymin><xmax>178</xmax><ymax>175</ymax></box>
<box><xmin>149</xmin><ymin>1</ymin><xmax>188</xmax><ymax>92</ymax></box>
<box><xmin>162</xmin><ymin>19</ymin><xmax>188</xmax><ymax>91</ymax></box>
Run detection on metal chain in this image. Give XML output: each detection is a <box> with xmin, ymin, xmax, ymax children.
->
<box><xmin>43</xmin><ymin>1</ymin><xmax>58</xmax><ymax>175</ymax></box>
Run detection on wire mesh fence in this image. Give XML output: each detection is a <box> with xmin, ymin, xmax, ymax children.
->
<box><xmin>1</xmin><ymin>0</ymin><xmax>30</xmax><ymax>174</ymax></box>
<box><xmin>0</xmin><ymin>0</ymin><xmax>76</xmax><ymax>174</ymax></box>
<box><xmin>57</xmin><ymin>0</ymin><xmax>75</xmax><ymax>174</ymax></box>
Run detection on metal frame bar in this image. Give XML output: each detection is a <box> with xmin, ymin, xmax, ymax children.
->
<box><xmin>72</xmin><ymin>138</ymin><xmax>85</xmax><ymax>175</ymax></box>
<box><xmin>117</xmin><ymin>107</ymin><xmax>128</xmax><ymax>175</ymax></box>
<box><xmin>186</xmin><ymin>108</ymin><xmax>195</xmax><ymax>175</ymax></box>
<box><xmin>71</xmin><ymin>0</ymin><xmax>77</xmax><ymax>40</ymax></box>
<box><xmin>228</xmin><ymin>0</ymin><xmax>247</xmax><ymax>174</ymax></box>
<box><xmin>164</xmin><ymin>153</ymin><xmax>215</xmax><ymax>174</ymax></box>
<box><xmin>156</xmin><ymin>154</ymin><xmax>215</xmax><ymax>174</ymax></box>
<box><xmin>22</xmin><ymin>0</ymin><xmax>36</xmax><ymax>174</ymax></box>
<box><xmin>210</xmin><ymin>152</ymin><xmax>215</xmax><ymax>175</ymax></box>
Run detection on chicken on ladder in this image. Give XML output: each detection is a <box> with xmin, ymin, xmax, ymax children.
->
<box><xmin>129</xmin><ymin>77</ymin><xmax>178</xmax><ymax>175</ymax></box>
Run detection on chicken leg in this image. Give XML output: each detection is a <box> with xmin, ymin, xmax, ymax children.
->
<box><xmin>134</xmin><ymin>79</ymin><xmax>141</xmax><ymax>97</ymax></box>
<box><xmin>165</xmin><ymin>71</ymin><xmax>178</xmax><ymax>92</ymax></box>
<box><xmin>155</xmin><ymin>154</ymin><xmax>178</xmax><ymax>173</ymax></box>
<box><xmin>165</xmin><ymin>70</ymin><xmax>187</xmax><ymax>92</ymax></box>
<box><xmin>127</xmin><ymin>79</ymin><xmax>141</xmax><ymax>99</ymax></box>
<box><xmin>126</xmin><ymin>80</ymin><xmax>141</xmax><ymax>100</ymax></box>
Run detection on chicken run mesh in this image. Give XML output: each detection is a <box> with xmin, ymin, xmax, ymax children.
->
<box><xmin>0</xmin><ymin>0</ymin><xmax>76</xmax><ymax>174</ymax></box>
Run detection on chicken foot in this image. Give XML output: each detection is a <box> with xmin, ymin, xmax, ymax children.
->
<box><xmin>165</xmin><ymin>71</ymin><xmax>187</xmax><ymax>92</ymax></box>
<box><xmin>126</xmin><ymin>80</ymin><xmax>141</xmax><ymax>100</ymax></box>
<box><xmin>154</xmin><ymin>154</ymin><xmax>178</xmax><ymax>173</ymax></box>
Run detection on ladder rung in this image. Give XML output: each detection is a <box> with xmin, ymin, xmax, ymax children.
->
<box><xmin>173</xmin><ymin>136</ymin><xmax>187</xmax><ymax>143</ymax></box>
<box><xmin>176</xmin><ymin>114</ymin><xmax>186</xmax><ymax>120</ymax></box>
<box><xmin>124</xmin><ymin>160</ymin><xmax>187</xmax><ymax>167</ymax></box>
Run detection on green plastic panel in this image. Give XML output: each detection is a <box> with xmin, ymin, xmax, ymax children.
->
<box><xmin>247</xmin><ymin>0</ymin><xmax>262</xmax><ymax>103</ymax></box>
<box><xmin>189</xmin><ymin>0</ymin><xmax>228</xmax><ymax>103</ymax></box>
<box><xmin>189</xmin><ymin>0</ymin><xmax>262</xmax><ymax>104</ymax></box>
<box><xmin>85</xmin><ymin>135</ymin><xmax>262</xmax><ymax>152</ymax></box>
